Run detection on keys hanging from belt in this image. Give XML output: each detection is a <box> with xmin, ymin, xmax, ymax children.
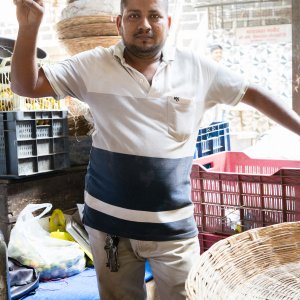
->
<box><xmin>104</xmin><ymin>234</ymin><xmax>120</xmax><ymax>272</ymax></box>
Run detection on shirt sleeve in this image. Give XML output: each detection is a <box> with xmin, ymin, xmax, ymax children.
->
<box><xmin>204</xmin><ymin>62</ymin><xmax>249</xmax><ymax>109</ymax></box>
<box><xmin>42</xmin><ymin>53</ymin><xmax>90</xmax><ymax>101</ymax></box>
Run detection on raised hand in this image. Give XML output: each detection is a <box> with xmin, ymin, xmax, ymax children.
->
<box><xmin>13</xmin><ymin>0</ymin><xmax>45</xmax><ymax>28</ymax></box>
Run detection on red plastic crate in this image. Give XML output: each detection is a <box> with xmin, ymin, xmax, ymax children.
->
<box><xmin>191</xmin><ymin>152</ymin><xmax>300</xmax><ymax>235</ymax></box>
<box><xmin>198</xmin><ymin>232</ymin><xmax>230</xmax><ymax>254</ymax></box>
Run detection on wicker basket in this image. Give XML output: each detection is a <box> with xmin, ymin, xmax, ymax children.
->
<box><xmin>186</xmin><ymin>222</ymin><xmax>300</xmax><ymax>300</ymax></box>
<box><xmin>56</xmin><ymin>15</ymin><xmax>118</xmax><ymax>39</ymax></box>
<box><xmin>56</xmin><ymin>15</ymin><xmax>121</xmax><ymax>55</ymax></box>
<box><xmin>66</xmin><ymin>97</ymin><xmax>94</xmax><ymax>136</ymax></box>
<box><xmin>61</xmin><ymin>35</ymin><xmax>121</xmax><ymax>55</ymax></box>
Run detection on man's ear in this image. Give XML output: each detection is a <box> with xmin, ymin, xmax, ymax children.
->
<box><xmin>168</xmin><ymin>16</ymin><xmax>172</xmax><ymax>29</ymax></box>
<box><xmin>116</xmin><ymin>14</ymin><xmax>122</xmax><ymax>35</ymax></box>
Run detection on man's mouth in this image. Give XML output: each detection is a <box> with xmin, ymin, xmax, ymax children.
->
<box><xmin>135</xmin><ymin>34</ymin><xmax>153</xmax><ymax>39</ymax></box>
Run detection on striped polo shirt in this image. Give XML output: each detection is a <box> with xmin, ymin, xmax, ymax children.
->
<box><xmin>43</xmin><ymin>41</ymin><xmax>248</xmax><ymax>241</ymax></box>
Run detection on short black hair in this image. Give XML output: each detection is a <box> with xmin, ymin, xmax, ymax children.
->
<box><xmin>120</xmin><ymin>0</ymin><xmax>168</xmax><ymax>14</ymax></box>
<box><xmin>120</xmin><ymin>0</ymin><xmax>126</xmax><ymax>13</ymax></box>
<box><xmin>210</xmin><ymin>44</ymin><xmax>223</xmax><ymax>52</ymax></box>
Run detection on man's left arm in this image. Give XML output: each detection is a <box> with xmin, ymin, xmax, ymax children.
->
<box><xmin>241</xmin><ymin>83</ymin><xmax>300</xmax><ymax>136</ymax></box>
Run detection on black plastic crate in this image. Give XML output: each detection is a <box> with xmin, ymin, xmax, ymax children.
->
<box><xmin>0</xmin><ymin>111</ymin><xmax>69</xmax><ymax>177</ymax></box>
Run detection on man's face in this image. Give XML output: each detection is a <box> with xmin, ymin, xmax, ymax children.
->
<box><xmin>117</xmin><ymin>0</ymin><xmax>171</xmax><ymax>58</ymax></box>
<box><xmin>211</xmin><ymin>49</ymin><xmax>223</xmax><ymax>63</ymax></box>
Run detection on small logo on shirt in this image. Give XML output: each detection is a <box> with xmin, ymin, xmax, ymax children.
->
<box><xmin>174</xmin><ymin>96</ymin><xmax>180</xmax><ymax>102</ymax></box>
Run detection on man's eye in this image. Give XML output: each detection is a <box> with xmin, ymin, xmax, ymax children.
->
<box><xmin>150</xmin><ymin>15</ymin><xmax>160</xmax><ymax>20</ymax></box>
<box><xmin>129</xmin><ymin>14</ymin><xmax>139</xmax><ymax>19</ymax></box>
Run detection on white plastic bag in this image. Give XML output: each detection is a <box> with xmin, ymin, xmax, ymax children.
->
<box><xmin>8</xmin><ymin>203</ymin><xmax>86</xmax><ymax>280</ymax></box>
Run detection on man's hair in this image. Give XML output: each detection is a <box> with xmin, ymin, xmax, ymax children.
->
<box><xmin>210</xmin><ymin>44</ymin><xmax>223</xmax><ymax>53</ymax></box>
<box><xmin>120</xmin><ymin>0</ymin><xmax>127</xmax><ymax>13</ymax></box>
<box><xmin>120</xmin><ymin>0</ymin><xmax>168</xmax><ymax>14</ymax></box>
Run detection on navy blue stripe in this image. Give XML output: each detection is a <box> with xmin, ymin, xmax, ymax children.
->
<box><xmin>85</xmin><ymin>147</ymin><xmax>193</xmax><ymax>211</ymax></box>
<box><xmin>83</xmin><ymin>204</ymin><xmax>198</xmax><ymax>241</ymax></box>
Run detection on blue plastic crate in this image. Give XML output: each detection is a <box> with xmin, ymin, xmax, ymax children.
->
<box><xmin>194</xmin><ymin>122</ymin><xmax>230</xmax><ymax>159</ymax></box>
<box><xmin>0</xmin><ymin>111</ymin><xmax>69</xmax><ymax>177</ymax></box>
<box><xmin>0</xmin><ymin>113</ymin><xmax>7</xmax><ymax>175</ymax></box>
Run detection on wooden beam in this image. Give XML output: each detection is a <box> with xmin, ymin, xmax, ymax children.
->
<box><xmin>292</xmin><ymin>0</ymin><xmax>300</xmax><ymax>114</ymax></box>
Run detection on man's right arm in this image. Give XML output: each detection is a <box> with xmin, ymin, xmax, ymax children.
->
<box><xmin>11</xmin><ymin>0</ymin><xmax>56</xmax><ymax>98</ymax></box>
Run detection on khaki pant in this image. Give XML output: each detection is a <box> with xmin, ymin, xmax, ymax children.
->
<box><xmin>85</xmin><ymin>226</ymin><xmax>200</xmax><ymax>300</ymax></box>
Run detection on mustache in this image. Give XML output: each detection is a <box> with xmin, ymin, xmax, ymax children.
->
<box><xmin>134</xmin><ymin>29</ymin><xmax>154</xmax><ymax>38</ymax></box>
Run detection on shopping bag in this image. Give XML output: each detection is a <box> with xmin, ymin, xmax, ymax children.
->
<box><xmin>8</xmin><ymin>203</ymin><xmax>86</xmax><ymax>281</ymax></box>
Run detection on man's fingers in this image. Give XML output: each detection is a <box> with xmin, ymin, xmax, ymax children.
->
<box><xmin>23</xmin><ymin>0</ymin><xmax>44</xmax><ymax>9</ymax></box>
<box><xmin>13</xmin><ymin>0</ymin><xmax>36</xmax><ymax>7</ymax></box>
<box><xmin>24</xmin><ymin>0</ymin><xmax>34</xmax><ymax>7</ymax></box>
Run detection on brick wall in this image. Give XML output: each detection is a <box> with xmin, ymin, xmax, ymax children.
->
<box><xmin>0</xmin><ymin>1</ymin><xmax>69</xmax><ymax>61</ymax></box>
<box><xmin>40</xmin><ymin>3</ymin><xmax>70</xmax><ymax>61</ymax></box>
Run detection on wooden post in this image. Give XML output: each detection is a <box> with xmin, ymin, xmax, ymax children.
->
<box><xmin>292</xmin><ymin>0</ymin><xmax>300</xmax><ymax>114</ymax></box>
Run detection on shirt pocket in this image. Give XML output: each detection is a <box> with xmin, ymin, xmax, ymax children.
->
<box><xmin>167</xmin><ymin>96</ymin><xmax>196</xmax><ymax>142</ymax></box>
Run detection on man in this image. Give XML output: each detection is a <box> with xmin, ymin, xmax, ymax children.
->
<box><xmin>11</xmin><ymin>0</ymin><xmax>300</xmax><ymax>299</ymax></box>
<box><xmin>210</xmin><ymin>44</ymin><xmax>223</xmax><ymax>63</ymax></box>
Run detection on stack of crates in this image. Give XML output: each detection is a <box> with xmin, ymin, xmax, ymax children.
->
<box><xmin>0</xmin><ymin>111</ymin><xmax>69</xmax><ymax>177</ymax></box>
<box><xmin>0</xmin><ymin>113</ymin><xmax>6</xmax><ymax>175</ymax></box>
<box><xmin>0</xmin><ymin>58</ymin><xmax>69</xmax><ymax>178</ymax></box>
<box><xmin>194</xmin><ymin>122</ymin><xmax>230</xmax><ymax>159</ymax></box>
<box><xmin>190</xmin><ymin>151</ymin><xmax>300</xmax><ymax>253</ymax></box>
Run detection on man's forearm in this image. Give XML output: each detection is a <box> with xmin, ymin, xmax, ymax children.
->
<box><xmin>11</xmin><ymin>27</ymin><xmax>40</xmax><ymax>97</ymax></box>
<box><xmin>242</xmin><ymin>84</ymin><xmax>300</xmax><ymax>136</ymax></box>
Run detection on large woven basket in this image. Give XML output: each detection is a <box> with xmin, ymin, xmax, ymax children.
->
<box><xmin>56</xmin><ymin>15</ymin><xmax>118</xmax><ymax>39</ymax></box>
<box><xmin>56</xmin><ymin>15</ymin><xmax>121</xmax><ymax>55</ymax></box>
<box><xmin>61</xmin><ymin>36</ymin><xmax>121</xmax><ymax>55</ymax></box>
<box><xmin>186</xmin><ymin>222</ymin><xmax>300</xmax><ymax>300</ymax></box>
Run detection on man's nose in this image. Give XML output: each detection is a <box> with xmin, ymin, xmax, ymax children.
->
<box><xmin>138</xmin><ymin>17</ymin><xmax>151</xmax><ymax>31</ymax></box>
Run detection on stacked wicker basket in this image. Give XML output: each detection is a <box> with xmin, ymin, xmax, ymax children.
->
<box><xmin>186</xmin><ymin>222</ymin><xmax>300</xmax><ymax>300</ymax></box>
<box><xmin>56</xmin><ymin>1</ymin><xmax>121</xmax><ymax>55</ymax></box>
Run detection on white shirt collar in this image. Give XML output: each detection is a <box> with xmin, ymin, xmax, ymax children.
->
<box><xmin>113</xmin><ymin>40</ymin><xmax>175</xmax><ymax>64</ymax></box>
